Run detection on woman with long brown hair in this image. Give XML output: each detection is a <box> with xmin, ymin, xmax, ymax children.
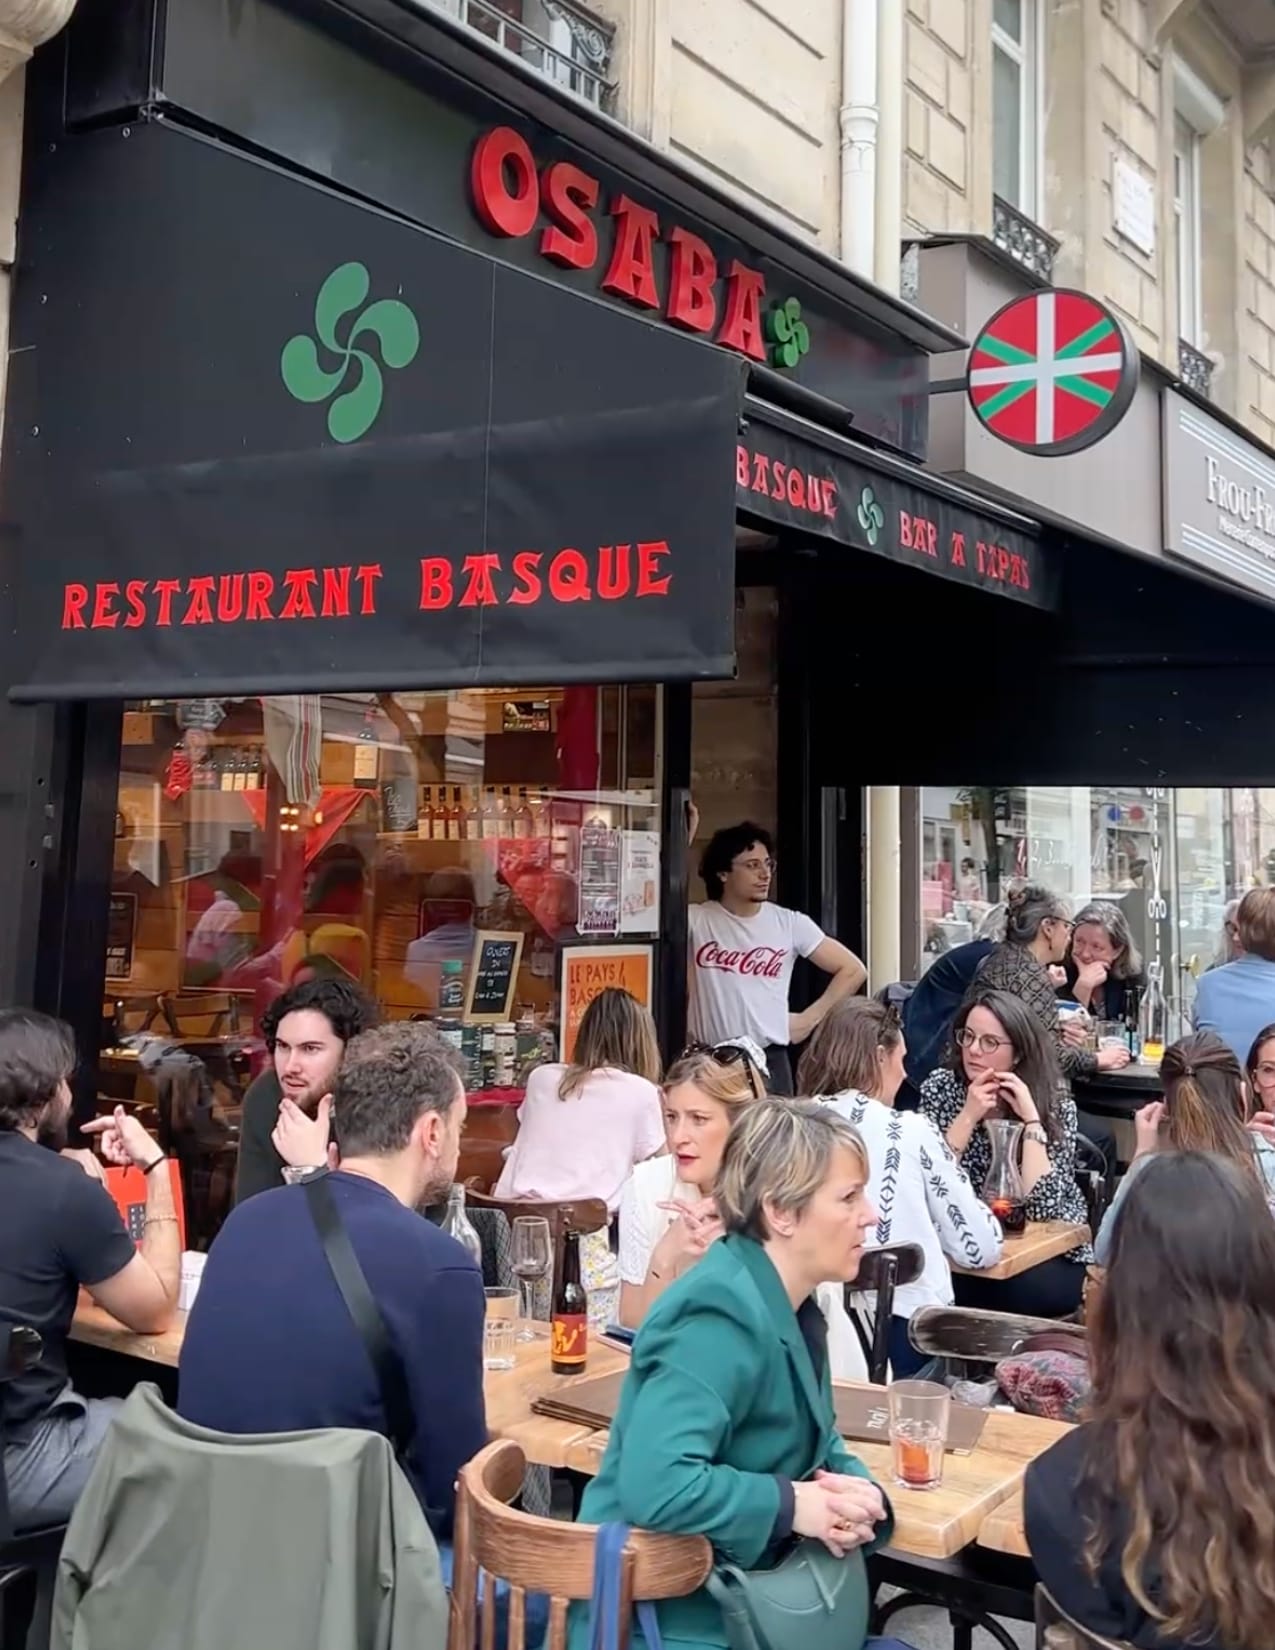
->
<box><xmin>495</xmin><ymin>986</ymin><xmax>664</xmax><ymax>1212</ymax></box>
<box><xmin>1026</xmin><ymin>1151</ymin><xmax>1275</xmax><ymax>1648</ymax></box>
<box><xmin>920</xmin><ymin>987</ymin><xmax>1090</xmax><ymax>1316</ymax></box>
<box><xmin>1094</xmin><ymin>1030</ymin><xmax>1275</xmax><ymax>1262</ymax></box>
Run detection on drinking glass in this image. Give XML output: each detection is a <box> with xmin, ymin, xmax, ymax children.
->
<box><xmin>1097</xmin><ymin>1021</ymin><xmax>1127</xmax><ymax>1053</ymax></box>
<box><xmin>511</xmin><ymin>1216</ymin><xmax>552</xmax><ymax>1341</ymax></box>
<box><xmin>888</xmin><ymin>1379</ymin><xmax>951</xmax><ymax>1492</ymax></box>
<box><xmin>483</xmin><ymin>1287</ymin><xmax>518</xmax><ymax>1371</ymax></box>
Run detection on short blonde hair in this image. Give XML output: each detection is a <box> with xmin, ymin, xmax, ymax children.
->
<box><xmin>715</xmin><ymin>1097</ymin><xmax>868</xmax><ymax>1242</ymax></box>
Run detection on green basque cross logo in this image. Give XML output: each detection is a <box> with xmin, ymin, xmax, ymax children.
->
<box><xmin>857</xmin><ymin>486</ymin><xmax>885</xmax><ymax>546</ymax></box>
<box><xmin>765</xmin><ymin>297</ymin><xmax>811</xmax><ymax>371</ymax></box>
<box><xmin>281</xmin><ymin>262</ymin><xmax>421</xmax><ymax>444</ymax></box>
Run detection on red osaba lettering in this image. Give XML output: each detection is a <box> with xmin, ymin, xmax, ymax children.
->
<box><xmin>60</xmin><ymin>565</ymin><xmax>383</xmax><ymax>631</ymax></box>
<box><xmin>419</xmin><ymin>542</ymin><xmax>674</xmax><ymax>611</ymax></box>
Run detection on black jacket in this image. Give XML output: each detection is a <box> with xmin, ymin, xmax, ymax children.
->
<box><xmin>233</xmin><ymin>1067</ymin><xmax>286</xmax><ymax>1205</ymax></box>
<box><xmin>902</xmin><ymin>940</ymin><xmax>995</xmax><ymax>1097</ymax></box>
<box><xmin>1025</xmin><ymin>1428</ymin><xmax>1229</xmax><ymax>1650</ymax></box>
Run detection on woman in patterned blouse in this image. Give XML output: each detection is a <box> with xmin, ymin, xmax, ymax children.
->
<box><xmin>800</xmin><ymin>999</ymin><xmax>1003</xmax><ymax>1377</ymax></box>
<box><xmin>920</xmin><ymin>988</ymin><xmax>1092</xmax><ymax>1318</ymax></box>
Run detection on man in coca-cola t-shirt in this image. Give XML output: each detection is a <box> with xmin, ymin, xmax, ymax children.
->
<box><xmin>687</xmin><ymin>819</ymin><xmax>866</xmax><ymax>1095</ymax></box>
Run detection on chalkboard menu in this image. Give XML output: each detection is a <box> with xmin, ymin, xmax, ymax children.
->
<box><xmin>105</xmin><ymin>892</ymin><xmax>137</xmax><ymax>979</ymax></box>
<box><xmin>463</xmin><ymin>930</ymin><xmax>524</xmax><ymax>1024</ymax></box>
<box><xmin>380</xmin><ymin>776</ymin><xmax>418</xmax><ymax>834</ymax></box>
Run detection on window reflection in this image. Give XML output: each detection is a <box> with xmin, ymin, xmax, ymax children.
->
<box><xmin>102</xmin><ymin>685</ymin><xmax>662</xmax><ymax>1246</ymax></box>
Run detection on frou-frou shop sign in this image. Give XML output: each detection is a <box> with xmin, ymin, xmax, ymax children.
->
<box><xmin>1205</xmin><ymin>454</ymin><xmax>1275</xmax><ymax>537</ymax></box>
<box><xmin>1163</xmin><ymin>392</ymin><xmax>1275</xmax><ymax>602</ymax></box>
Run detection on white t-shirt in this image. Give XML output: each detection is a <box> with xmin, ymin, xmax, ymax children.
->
<box><xmin>494</xmin><ymin>1064</ymin><xmax>666</xmax><ymax>1214</ymax></box>
<box><xmin>615</xmin><ymin>1156</ymin><xmax>867</xmax><ymax>1380</ymax></box>
<box><xmin>687</xmin><ymin>901</ymin><xmax>825</xmax><ymax>1048</ymax></box>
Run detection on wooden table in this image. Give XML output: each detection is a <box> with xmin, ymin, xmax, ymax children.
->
<box><xmin>68</xmin><ymin>1299</ymin><xmax>625</xmax><ymax>1470</ymax></box>
<box><xmin>951</xmin><ymin>1219</ymin><xmax>1089</xmax><ymax>1279</ymax></box>
<box><xmin>978</xmin><ymin>1485</ymin><xmax>1028</xmax><ymax>1556</ymax></box>
<box><xmin>564</xmin><ymin>1383</ymin><xmax>1071</xmax><ymax>1561</ymax></box>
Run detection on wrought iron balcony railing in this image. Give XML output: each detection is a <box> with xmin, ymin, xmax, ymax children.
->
<box><xmin>992</xmin><ymin>195</ymin><xmax>1060</xmax><ymax>283</ymax></box>
<box><xmin>1178</xmin><ymin>337</ymin><xmax>1214</xmax><ymax>398</ymax></box>
<box><xmin>429</xmin><ymin>0</ymin><xmax>613</xmax><ymax>106</ymax></box>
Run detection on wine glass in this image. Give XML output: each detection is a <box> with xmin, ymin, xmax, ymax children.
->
<box><xmin>511</xmin><ymin>1216</ymin><xmax>552</xmax><ymax>1341</ymax></box>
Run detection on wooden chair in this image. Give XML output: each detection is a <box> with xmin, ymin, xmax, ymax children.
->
<box><xmin>449</xmin><ymin>1440</ymin><xmax>711</xmax><ymax>1650</ymax></box>
<box><xmin>1035</xmin><ymin>1582</ymin><xmax>1132</xmax><ymax>1649</ymax></box>
<box><xmin>909</xmin><ymin>1304</ymin><xmax>1086</xmax><ymax>1365</ymax></box>
<box><xmin>465</xmin><ymin>1190</ymin><xmax>608</xmax><ymax>1289</ymax></box>
<box><xmin>158</xmin><ymin>990</ymin><xmax>243</xmax><ymax>1038</ymax></box>
<box><xmin>844</xmin><ymin>1241</ymin><xmax>924</xmax><ymax>1383</ymax></box>
<box><xmin>103</xmin><ymin>993</ymin><xmax>164</xmax><ymax>1040</ymax></box>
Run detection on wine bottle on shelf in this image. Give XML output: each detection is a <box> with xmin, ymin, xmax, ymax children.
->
<box><xmin>514</xmin><ymin>787</ymin><xmax>534</xmax><ymax>839</ymax></box>
<box><xmin>461</xmin><ymin>788</ymin><xmax>478</xmax><ymax>841</ymax></box>
<box><xmin>551</xmin><ymin>1227</ymin><xmax>588</xmax><ymax>1375</ymax></box>
<box><xmin>219</xmin><ymin>748</ymin><xmax>236</xmax><ymax>792</ymax></box>
<box><xmin>481</xmin><ymin>787</ymin><xmax>500</xmax><ymax>840</ymax></box>
<box><xmin>447</xmin><ymin>787</ymin><xmax>463</xmax><ymax>843</ymax></box>
<box><xmin>431</xmin><ymin>789</ymin><xmax>449</xmax><ymax>842</ymax></box>
<box><xmin>245</xmin><ymin>748</ymin><xmax>262</xmax><ymax>790</ymax></box>
<box><xmin>418</xmin><ymin>785</ymin><xmax>434</xmax><ymax>841</ymax></box>
<box><xmin>232</xmin><ymin>747</ymin><xmax>248</xmax><ymax>791</ymax></box>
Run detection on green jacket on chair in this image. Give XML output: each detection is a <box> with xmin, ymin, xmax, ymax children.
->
<box><xmin>573</xmin><ymin>1232</ymin><xmax>894</xmax><ymax>1650</ymax></box>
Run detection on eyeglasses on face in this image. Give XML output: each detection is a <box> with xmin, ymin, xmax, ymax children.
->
<box><xmin>680</xmin><ymin>1041</ymin><xmax>763</xmax><ymax>1098</ymax></box>
<box><xmin>732</xmin><ymin>856</ymin><xmax>775</xmax><ymax>875</ymax></box>
<box><xmin>1047</xmin><ymin>916</ymin><xmax>1075</xmax><ymax>934</ymax></box>
<box><xmin>1255</xmin><ymin>1062</ymin><xmax>1275</xmax><ymax>1083</ymax></box>
<box><xmin>956</xmin><ymin>1028</ymin><xmax>1012</xmax><ymax>1055</ymax></box>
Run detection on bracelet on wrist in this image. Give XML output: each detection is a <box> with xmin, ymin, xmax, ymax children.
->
<box><xmin>142</xmin><ymin>1154</ymin><xmax>166</xmax><ymax>1176</ymax></box>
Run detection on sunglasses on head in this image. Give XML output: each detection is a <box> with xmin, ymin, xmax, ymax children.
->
<box><xmin>680</xmin><ymin>1041</ymin><xmax>763</xmax><ymax>1098</ymax></box>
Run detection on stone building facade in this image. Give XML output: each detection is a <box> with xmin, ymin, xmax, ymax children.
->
<box><xmin>593</xmin><ymin>0</ymin><xmax>1275</xmax><ymax>442</ymax></box>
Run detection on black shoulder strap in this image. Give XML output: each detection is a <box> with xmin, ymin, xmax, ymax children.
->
<box><xmin>304</xmin><ymin>1174</ymin><xmax>417</xmax><ymax>1461</ymax></box>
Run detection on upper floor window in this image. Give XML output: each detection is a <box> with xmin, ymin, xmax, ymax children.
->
<box><xmin>1172</xmin><ymin>57</ymin><xmax>1224</xmax><ymax>351</ymax></box>
<box><xmin>429</xmin><ymin>0</ymin><xmax>613</xmax><ymax>107</ymax></box>
<box><xmin>1173</xmin><ymin>113</ymin><xmax>1202</xmax><ymax>346</ymax></box>
<box><xmin>992</xmin><ymin>0</ymin><xmax>1041</xmax><ymax>218</ymax></box>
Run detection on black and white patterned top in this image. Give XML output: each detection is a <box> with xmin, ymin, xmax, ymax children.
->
<box><xmin>918</xmin><ymin>1069</ymin><xmax>1094</xmax><ymax>1264</ymax></box>
<box><xmin>817</xmin><ymin>1091</ymin><xmax>1005</xmax><ymax>1314</ymax></box>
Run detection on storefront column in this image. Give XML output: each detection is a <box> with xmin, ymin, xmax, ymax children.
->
<box><xmin>867</xmin><ymin>785</ymin><xmax>901</xmax><ymax>989</ymax></box>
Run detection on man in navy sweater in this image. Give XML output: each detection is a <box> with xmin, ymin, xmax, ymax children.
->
<box><xmin>178</xmin><ymin>1022</ymin><xmax>482</xmax><ymax>1539</ymax></box>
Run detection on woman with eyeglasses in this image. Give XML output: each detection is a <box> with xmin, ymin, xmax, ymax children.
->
<box><xmin>799</xmin><ymin>1000</ymin><xmax>1003</xmax><ymax>1377</ymax></box>
<box><xmin>920</xmin><ymin>988</ymin><xmax>1092</xmax><ymax>1317</ymax></box>
<box><xmin>1246</xmin><ymin>1021</ymin><xmax>1275</xmax><ymax>1147</ymax></box>
<box><xmin>616</xmin><ymin>1046</ymin><xmax>868</xmax><ymax>1376</ymax></box>
<box><xmin>976</xmin><ymin>882</ymin><xmax>1131</xmax><ymax>1082</ymax></box>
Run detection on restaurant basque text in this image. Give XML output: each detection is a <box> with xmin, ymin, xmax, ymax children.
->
<box><xmin>58</xmin><ymin>542</ymin><xmax>676</xmax><ymax>630</ymax></box>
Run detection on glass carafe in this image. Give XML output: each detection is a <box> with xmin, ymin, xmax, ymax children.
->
<box><xmin>981</xmin><ymin>1118</ymin><xmax>1027</xmax><ymax>1233</ymax></box>
<box><xmin>440</xmin><ymin>1184</ymin><xmax>483</xmax><ymax>1269</ymax></box>
<box><xmin>1139</xmin><ymin>960</ymin><xmax>1168</xmax><ymax>1064</ymax></box>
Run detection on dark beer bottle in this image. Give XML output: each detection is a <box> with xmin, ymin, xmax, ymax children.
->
<box><xmin>550</xmin><ymin>1228</ymin><xmax>588</xmax><ymax>1375</ymax></box>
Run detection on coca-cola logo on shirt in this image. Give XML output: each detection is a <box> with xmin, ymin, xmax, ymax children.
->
<box><xmin>695</xmin><ymin>940</ymin><xmax>788</xmax><ymax>979</ymax></box>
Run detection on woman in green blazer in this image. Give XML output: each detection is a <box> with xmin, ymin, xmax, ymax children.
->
<box><xmin>575</xmin><ymin>1098</ymin><xmax>913</xmax><ymax>1650</ymax></box>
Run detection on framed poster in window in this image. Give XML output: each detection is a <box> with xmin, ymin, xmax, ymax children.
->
<box><xmin>560</xmin><ymin>943</ymin><xmax>654</xmax><ymax>1062</ymax></box>
<box><xmin>463</xmin><ymin>930</ymin><xmax>524</xmax><ymax>1025</ymax></box>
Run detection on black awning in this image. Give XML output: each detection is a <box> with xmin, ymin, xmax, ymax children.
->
<box><xmin>5</xmin><ymin>121</ymin><xmax>744</xmax><ymax>701</ymax></box>
<box><xmin>737</xmin><ymin>399</ymin><xmax>1059</xmax><ymax>611</ymax></box>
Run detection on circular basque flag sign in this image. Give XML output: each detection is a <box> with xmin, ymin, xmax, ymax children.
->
<box><xmin>967</xmin><ymin>288</ymin><xmax>1139</xmax><ymax>457</ymax></box>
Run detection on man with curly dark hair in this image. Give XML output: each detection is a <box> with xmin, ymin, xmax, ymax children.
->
<box><xmin>233</xmin><ymin>976</ymin><xmax>379</xmax><ymax>1204</ymax></box>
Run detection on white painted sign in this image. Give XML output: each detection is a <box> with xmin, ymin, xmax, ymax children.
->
<box><xmin>1112</xmin><ymin>157</ymin><xmax>1155</xmax><ymax>256</ymax></box>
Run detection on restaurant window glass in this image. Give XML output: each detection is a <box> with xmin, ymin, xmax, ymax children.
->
<box><xmin>690</xmin><ymin>587</ymin><xmax>779</xmax><ymax>854</ymax></box>
<box><xmin>101</xmin><ymin>685</ymin><xmax>662</xmax><ymax>1245</ymax></box>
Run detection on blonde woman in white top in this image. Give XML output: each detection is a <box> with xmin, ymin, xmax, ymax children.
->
<box><xmin>799</xmin><ymin>998</ymin><xmax>1003</xmax><ymax>1378</ymax></box>
<box><xmin>617</xmin><ymin>1045</ymin><xmax>868</xmax><ymax>1379</ymax></box>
